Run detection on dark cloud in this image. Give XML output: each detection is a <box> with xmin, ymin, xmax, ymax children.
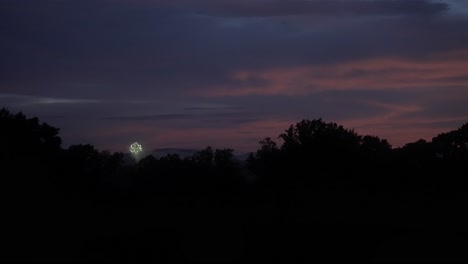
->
<box><xmin>105</xmin><ymin>114</ymin><xmax>193</xmax><ymax>121</ymax></box>
<box><xmin>149</xmin><ymin>0</ymin><xmax>449</xmax><ymax>17</ymax></box>
<box><xmin>1</xmin><ymin>0</ymin><xmax>466</xmax><ymax>99</ymax></box>
<box><xmin>183</xmin><ymin>105</ymin><xmax>243</xmax><ymax>111</ymax></box>
<box><xmin>103</xmin><ymin>110</ymin><xmax>264</xmax><ymax>126</ymax></box>
<box><xmin>0</xmin><ymin>94</ymin><xmax>101</xmax><ymax>106</ymax></box>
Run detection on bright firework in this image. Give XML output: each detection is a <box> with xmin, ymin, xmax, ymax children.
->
<box><xmin>129</xmin><ymin>142</ymin><xmax>143</xmax><ymax>155</ymax></box>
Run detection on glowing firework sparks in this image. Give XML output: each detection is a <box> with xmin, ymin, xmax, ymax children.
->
<box><xmin>129</xmin><ymin>142</ymin><xmax>143</xmax><ymax>155</ymax></box>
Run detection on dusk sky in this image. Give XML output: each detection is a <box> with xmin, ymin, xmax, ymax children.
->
<box><xmin>2</xmin><ymin>0</ymin><xmax>468</xmax><ymax>153</ymax></box>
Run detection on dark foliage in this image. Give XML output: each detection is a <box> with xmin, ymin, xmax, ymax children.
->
<box><xmin>2</xmin><ymin>108</ymin><xmax>468</xmax><ymax>262</ymax></box>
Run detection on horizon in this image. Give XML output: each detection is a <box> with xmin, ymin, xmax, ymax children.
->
<box><xmin>2</xmin><ymin>0</ymin><xmax>468</xmax><ymax>153</ymax></box>
<box><xmin>4</xmin><ymin>107</ymin><xmax>465</xmax><ymax>154</ymax></box>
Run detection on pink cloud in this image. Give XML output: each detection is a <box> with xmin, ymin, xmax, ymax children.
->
<box><xmin>203</xmin><ymin>49</ymin><xmax>468</xmax><ymax>97</ymax></box>
<box><xmin>338</xmin><ymin>113</ymin><xmax>468</xmax><ymax>148</ymax></box>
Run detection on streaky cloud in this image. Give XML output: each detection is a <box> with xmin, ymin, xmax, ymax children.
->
<box><xmin>104</xmin><ymin>113</ymin><xmax>193</xmax><ymax>121</ymax></box>
<box><xmin>204</xmin><ymin>49</ymin><xmax>468</xmax><ymax>96</ymax></box>
<box><xmin>183</xmin><ymin>104</ymin><xmax>242</xmax><ymax>111</ymax></box>
<box><xmin>0</xmin><ymin>94</ymin><xmax>101</xmax><ymax>105</ymax></box>
<box><xmin>146</xmin><ymin>0</ymin><xmax>449</xmax><ymax>17</ymax></box>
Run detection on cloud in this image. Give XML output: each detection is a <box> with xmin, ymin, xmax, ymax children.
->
<box><xmin>445</xmin><ymin>0</ymin><xmax>468</xmax><ymax>14</ymax></box>
<box><xmin>0</xmin><ymin>94</ymin><xmax>101</xmax><ymax>105</ymax></box>
<box><xmin>183</xmin><ymin>104</ymin><xmax>242</xmax><ymax>111</ymax></box>
<box><xmin>1</xmin><ymin>0</ymin><xmax>467</xmax><ymax>100</ymax></box>
<box><xmin>138</xmin><ymin>0</ymin><xmax>449</xmax><ymax>17</ymax></box>
<box><xmin>105</xmin><ymin>113</ymin><xmax>193</xmax><ymax>121</ymax></box>
<box><xmin>203</xmin><ymin>49</ymin><xmax>468</xmax><ymax>96</ymax></box>
<box><xmin>104</xmin><ymin>110</ymin><xmax>263</xmax><ymax>126</ymax></box>
<box><xmin>338</xmin><ymin>113</ymin><xmax>468</xmax><ymax>147</ymax></box>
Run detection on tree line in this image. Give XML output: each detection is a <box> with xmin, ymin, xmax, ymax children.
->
<box><xmin>1</xmin><ymin>107</ymin><xmax>468</xmax><ymax>262</ymax></box>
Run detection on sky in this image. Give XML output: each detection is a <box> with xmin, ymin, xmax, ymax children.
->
<box><xmin>2</xmin><ymin>0</ymin><xmax>468</xmax><ymax>153</ymax></box>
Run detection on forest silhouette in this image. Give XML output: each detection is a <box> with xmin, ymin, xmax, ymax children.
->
<box><xmin>1</xmin><ymin>107</ymin><xmax>468</xmax><ymax>262</ymax></box>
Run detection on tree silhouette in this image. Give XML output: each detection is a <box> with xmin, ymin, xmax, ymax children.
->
<box><xmin>257</xmin><ymin>137</ymin><xmax>279</xmax><ymax>156</ymax></box>
<box><xmin>0</xmin><ymin>108</ymin><xmax>61</xmax><ymax>161</ymax></box>
<box><xmin>360</xmin><ymin>135</ymin><xmax>392</xmax><ymax>156</ymax></box>
<box><xmin>3</xmin><ymin>108</ymin><xmax>468</xmax><ymax>262</ymax></box>
<box><xmin>214</xmin><ymin>148</ymin><xmax>235</xmax><ymax>170</ymax></box>
<box><xmin>192</xmin><ymin>146</ymin><xmax>214</xmax><ymax>169</ymax></box>
<box><xmin>0</xmin><ymin>108</ymin><xmax>63</xmax><ymax>197</ymax></box>
<box><xmin>277</xmin><ymin>119</ymin><xmax>362</xmax><ymax>183</ymax></box>
<box><xmin>432</xmin><ymin>123</ymin><xmax>468</xmax><ymax>161</ymax></box>
<box><xmin>280</xmin><ymin>119</ymin><xmax>361</xmax><ymax>153</ymax></box>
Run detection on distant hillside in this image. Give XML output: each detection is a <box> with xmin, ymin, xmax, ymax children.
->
<box><xmin>152</xmin><ymin>148</ymin><xmax>252</xmax><ymax>161</ymax></box>
<box><xmin>151</xmin><ymin>148</ymin><xmax>199</xmax><ymax>159</ymax></box>
<box><xmin>122</xmin><ymin>148</ymin><xmax>252</xmax><ymax>162</ymax></box>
